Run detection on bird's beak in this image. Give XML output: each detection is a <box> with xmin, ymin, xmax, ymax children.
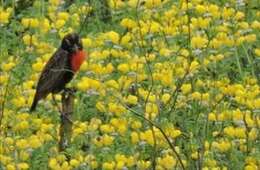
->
<box><xmin>72</xmin><ymin>44</ymin><xmax>79</xmax><ymax>53</ymax></box>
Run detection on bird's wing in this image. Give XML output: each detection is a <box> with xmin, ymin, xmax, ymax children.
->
<box><xmin>36</xmin><ymin>48</ymin><xmax>71</xmax><ymax>93</ymax></box>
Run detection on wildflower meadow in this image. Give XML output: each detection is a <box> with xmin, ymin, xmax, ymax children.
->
<box><xmin>0</xmin><ymin>0</ymin><xmax>259</xmax><ymax>169</ymax></box>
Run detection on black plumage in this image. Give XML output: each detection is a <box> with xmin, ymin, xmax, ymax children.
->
<box><xmin>30</xmin><ymin>33</ymin><xmax>82</xmax><ymax>111</ymax></box>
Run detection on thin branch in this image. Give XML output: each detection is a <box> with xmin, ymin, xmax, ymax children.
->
<box><xmin>133</xmin><ymin>1</ymin><xmax>157</xmax><ymax>169</ymax></box>
<box><xmin>113</xmin><ymin>94</ymin><xmax>185</xmax><ymax>170</ymax></box>
<box><xmin>164</xmin><ymin>71</ymin><xmax>189</xmax><ymax>116</ymax></box>
<box><xmin>0</xmin><ymin>74</ymin><xmax>11</xmax><ymax>134</ymax></box>
<box><xmin>242</xmin><ymin>43</ymin><xmax>256</xmax><ymax>77</ymax></box>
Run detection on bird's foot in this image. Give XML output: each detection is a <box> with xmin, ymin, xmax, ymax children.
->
<box><xmin>63</xmin><ymin>88</ymin><xmax>76</xmax><ymax>95</ymax></box>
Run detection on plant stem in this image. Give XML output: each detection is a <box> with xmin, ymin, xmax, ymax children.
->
<box><xmin>235</xmin><ymin>48</ymin><xmax>243</xmax><ymax>78</ymax></box>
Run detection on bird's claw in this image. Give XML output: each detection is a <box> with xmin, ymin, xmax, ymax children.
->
<box><xmin>63</xmin><ymin>88</ymin><xmax>76</xmax><ymax>95</ymax></box>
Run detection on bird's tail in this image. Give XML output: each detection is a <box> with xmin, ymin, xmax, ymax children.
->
<box><xmin>30</xmin><ymin>97</ymin><xmax>38</xmax><ymax>112</ymax></box>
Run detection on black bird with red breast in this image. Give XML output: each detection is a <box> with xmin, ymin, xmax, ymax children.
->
<box><xmin>30</xmin><ymin>33</ymin><xmax>86</xmax><ymax>111</ymax></box>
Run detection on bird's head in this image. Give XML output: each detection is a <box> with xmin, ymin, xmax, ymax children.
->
<box><xmin>61</xmin><ymin>33</ymin><xmax>83</xmax><ymax>54</ymax></box>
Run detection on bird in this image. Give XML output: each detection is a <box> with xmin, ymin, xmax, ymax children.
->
<box><xmin>30</xmin><ymin>33</ymin><xmax>86</xmax><ymax>111</ymax></box>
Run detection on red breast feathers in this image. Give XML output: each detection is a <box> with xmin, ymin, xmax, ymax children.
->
<box><xmin>71</xmin><ymin>50</ymin><xmax>86</xmax><ymax>72</ymax></box>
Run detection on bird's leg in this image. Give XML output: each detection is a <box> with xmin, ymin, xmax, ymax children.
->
<box><xmin>52</xmin><ymin>94</ymin><xmax>62</xmax><ymax>113</ymax></box>
<box><xmin>64</xmin><ymin>88</ymin><xmax>76</xmax><ymax>95</ymax></box>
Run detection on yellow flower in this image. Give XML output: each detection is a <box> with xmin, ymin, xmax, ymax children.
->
<box><xmin>202</xmin><ymin>93</ymin><xmax>209</xmax><ymax>101</ymax></box>
<box><xmin>191</xmin><ymin>36</ymin><xmax>208</xmax><ymax>49</ymax></box>
<box><xmin>6</xmin><ymin>164</ymin><xmax>16</xmax><ymax>170</ymax></box>
<box><xmin>128</xmin><ymin>0</ymin><xmax>139</xmax><ymax>8</ymax></box>
<box><xmin>145</xmin><ymin>0</ymin><xmax>162</xmax><ymax>8</ymax></box>
<box><xmin>208</xmin><ymin>4</ymin><xmax>220</xmax><ymax>18</ymax></box>
<box><xmin>208</xmin><ymin>112</ymin><xmax>216</xmax><ymax>121</ymax></box>
<box><xmin>251</xmin><ymin>21</ymin><xmax>260</xmax><ymax>29</ymax></box>
<box><xmin>245</xmin><ymin>34</ymin><xmax>256</xmax><ymax>43</ymax></box>
<box><xmin>41</xmin><ymin>18</ymin><xmax>51</xmax><ymax>33</ymax></box>
<box><xmin>235</xmin><ymin>127</ymin><xmax>246</xmax><ymax>138</ymax></box>
<box><xmin>115</xmin><ymin>161</ymin><xmax>124</xmax><ymax>169</ymax></box>
<box><xmin>120</xmin><ymin>18</ymin><xmax>137</xmax><ymax>29</ymax></box>
<box><xmin>191</xmin><ymin>152</ymin><xmax>199</xmax><ymax>160</ymax></box>
<box><xmin>245</xmin><ymin>165</ymin><xmax>258</xmax><ymax>170</ymax></box>
<box><xmin>49</xmin><ymin>0</ymin><xmax>60</xmax><ymax>6</ymax></box>
<box><xmin>171</xmin><ymin>129</ymin><xmax>182</xmax><ymax>138</ymax></box>
<box><xmin>5</xmin><ymin>137</ymin><xmax>14</xmax><ymax>145</ymax></box>
<box><xmin>161</xmin><ymin>93</ymin><xmax>171</xmax><ymax>104</ymax></box>
<box><xmin>137</xmin><ymin>160</ymin><xmax>151</xmax><ymax>170</ymax></box>
<box><xmin>222</xmin><ymin>7</ymin><xmax>235</xmax><ymax>19</ymax></box>
<box><xmin>58</xmin><ymin>27</ymin><xmax>73</xmax><ymax>38</ymax></box>
<box><xmin>92</xmin><ymin>137</ymin><xmax>103</xmax><ymax>147</ymax></box>
<box><xmin>57</xmin><ymin>12</ymin><xmax>69</xmax><ymax>21</ymax></box>
<box><xmin>90</xmin><ymin>161</ymin><xmax>98</xmax><ymax>169</ymax></box>
<box><xmin>61</xmin><ymin>162</ymin><xmax>70</xmax><ymax>170</ymax></box>
<box><xmin>54</xmin><ymin>155</ymin><xmax>65</xmax><ymax>163</ymax></box>
<box><xmin>196</xmin><ymin>4</ymin><xmax>206</xmax><ymax>14</ymax></box>
<box><xmin>192</xmin><ymin>92</ymin><xmax>201</xmax><ymax>100</ymax></box>
<box><xmin>55</xmin><ymin>19</ymin><xmax>66</xmax><ymax>29</ymax></box>
<box><xmin>131</xmin><ymin>120</ymin><xmax>142</xmax><ymax>129</ymax></box>
<box><xmin>212</xmin><ymin>140</ymin><xmax>231</xmax><ymax>152</ymax></box>
<box><xmin>77</xmin><ymin>78</ymin><xmax>90</xmax><ymax>91</ymax></box>
<box><xmin>150</xmin><ymin>21</ymin><xmax>161</xmax><ymax>33</ymax></box>
<box><xmin>0</xmin><ymin>9</ymin><xmax>11</xmax><ymax>24</ymax></box>
<box><xmin>0</xmin><ymin>74</ymin><xmax>8</xmax><ymax>84</ymax></box>
<box><xmin>12</xmin><ymin>97</ymin><xmax>26</xmax><ymax>108</ymax></box>
<box><xmin>82</xmin><ymin>38</ymin><xmax>92</xmax><ymax>48</ymax></box>
<box><xmin>102</xmin><ymin>134</ymin><xmax>114</xmax><ymax>145</ymax></box>
<box><xmin>2</xmin><ymin>62</ymin><xmax>15</xmax><ymax>71</ymax></box>
<box><xmin>15</xmin><ymin>120</ymin><xmax>29</xmax><ymax>131</ymax></box>
<box><xmin>29</xmin><ymin>135</ymin><xmax>42</xmax><ymax>148</ymax></box>
<box><xmin>224</xmin><ymin>126</ymin><xmax>235</xmax><ymax>137</ymax></box>
<box><xmin>49</xmin><ymin>158</ymin><xmax>58</xmax><ymax>169</ymax></box>
<box><xmin>17</xmin><ymin>163</ymin><xmax>29</xmax><ymax>169</ymax></box>
<box><xmin>70</xmin><ymin>159</ymin><xmax>80</xmax><ymax>167</ymax></box>
<box><xmin>131</xmin><ymin>131</ymin><xmax>139</xmax><ymax>144</ymax></box>
<box><xmin>109</xmin><ymin>0</ymin><xmax>125</xmax><ymax>9</ymax></box>
<box><xmin>197</xmin><ymin>17</ymin><xmax>211</xmax><ymax>29</ymax></box>
<box><xmin>126</xmin><ymin>156</ymin><xmax>135</xmax><ymax>167</ymax></box>
<box><xmin>32</xmin><ymin>61</ymin><xmax>44</xmax><ymax>72</ymax></box>
<box><xmin>117</xmin><ymin>63</ymin><xmax>129</xmax><ymax>73</ymax></box>
<box><xmin>117</xmin><ymin>123</ymin><xmax>127</xmax><ymax>135</ymax></box>
<box><xmin>121</xmin><ymin>33</ymin><xmax>131</xmax><ymax>46</ymax></box>
<box><xmin>106</xmin><ymin>31</ymin><xmax>120</xmax><ymax>44</ymax></box>
<box><xmin>100</xmin><ymin>124</ymin><xmax>114</xmax><ymax>133</ymax></box>
<box><xmin>190</xmin><ymin>60</ymin><xmax>200</xmax><ymax>72</ymax></box>
<box><xmin>181</xmin><ymin>84</ymin><xmax>192</xmax><ymax>94</ymax></box>
<box><xmin>140</xmin><ymin>129</ymin><xmax>154</xmax><ymax>145</ymax></box>
<box><xmin>96</xmin><ymin>102</ymin><xmax>106</xmax><ymax>112</ymax></box>
<box><xmin>30</xmin><ymin>18</ymin><xmax>39</xmax><ymax>28</ymax></box>
<box><xmin>232</xmin><ymin>109</ymin><xmax>243</xmax><ymax>121</ymax></box>
<box><xmin>125</xmin><ymin>95</ymin><xmax>138</xmax><ymax>105</ymax></box>
<box><xmin>102</xmin><ymin>161</ymin><xmax>115</xmax><ymax>170</ymax></box>
<box><xmin>235</xmin><ymin>11</ymin><xmax>245</xmax><ymax>20</ymax></box>
<box><xmin>19</xmin><ymin>150</ymin><xmax>30</xmax><ymax>161</ymax></box>
<box><xmin>145</xmin><ymin>103</ymin><xmax>159</xmax><ymax>120</ymax></box>
<box><xmin>105</xmin><ymin>80</ymin><xmax>119</xmax><ymax>89</ymax></box>
<box><xmin>159</xmin><ymin>48</ymin><xmax>171</xmax><ymax>57</ymax></box>
<box><xmin>23</xmin><ymin>34</ymin><xmax>32</xmax><ymax>46</ymax></box>
<box><xmin>159</xmin><ymin>154</ymin><xmax>176</xmax><ymax>169</ymax></box>
<box><xmin>161</xmin><ymin>71</ymin><xmax>172</xmax><ymax>86</ymax></box>
<box><xmin>21</xmin><ymin>18</ymin><xmax>30</xmax><ymax>27</ymax></box>
<box><xmin>248</xmin><ymin>128</ymin><xmax>257</xmax><ymax>140</ymax></box>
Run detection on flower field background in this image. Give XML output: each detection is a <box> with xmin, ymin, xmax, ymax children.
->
<box><xmin>0</xmin><ymin>0</ymin><xmax>260</xmax><ymax>169</ymax></box>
